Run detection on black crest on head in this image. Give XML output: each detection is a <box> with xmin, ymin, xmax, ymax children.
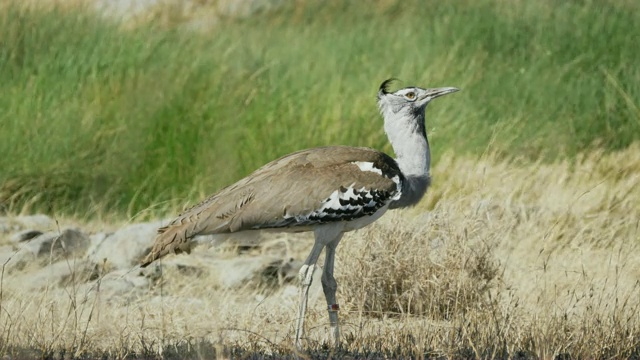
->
<box><xmin>378</xmin><ymin>78</ymin><xmax>398</xmax><ymax>97</ymax></box>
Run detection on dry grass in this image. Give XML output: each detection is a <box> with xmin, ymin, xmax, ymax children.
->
<box><xmin>337</xmin><ymin>145</ymin><xmax>640</xmax><ymax>358</ymax></box>
<box><xmin>1</xmin><ymin>146</ymin><xmax>639</xmax><ymax>359</ymax></box>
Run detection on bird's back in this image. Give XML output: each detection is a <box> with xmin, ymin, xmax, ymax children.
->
<box><xmin>140</xmin><ymin>146</ymin><xmax>403</xmax><ymax>266</ymax></box>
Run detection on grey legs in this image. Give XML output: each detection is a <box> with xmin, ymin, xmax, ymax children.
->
<box><xmin>295</xmin><ymin>242</ymin><xmax>324</xmax><ymax>349</ymax></box>
<box><xmin>295</xmin><ymin>228</ymin><xmax>343</xmax><ymax>349</ymax></box>
<box><xmin>321</xmin><ymin>237</ymin><xmax>342</xmax><ymax>346</ymax></box>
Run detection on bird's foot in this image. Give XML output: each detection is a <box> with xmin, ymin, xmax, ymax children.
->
<box><xmin>327</xmin><ymin>303</ymin><xmax>341</xmax><ymax>348</ymax></box>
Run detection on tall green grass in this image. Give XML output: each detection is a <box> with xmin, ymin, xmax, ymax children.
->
<box><xmin>0</xmin><ymin>0</ymin><xmax>639</xmax><ymax>216</ymax></box>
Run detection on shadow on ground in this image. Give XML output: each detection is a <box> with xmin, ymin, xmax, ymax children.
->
<box><xmin>7</xmin><ymin>338</ymin><xmax>640</xmax><ymax>360</ymax></box>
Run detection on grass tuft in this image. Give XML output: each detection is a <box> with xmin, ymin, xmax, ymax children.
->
<box><xmin>340</xmin><ymin>221</ymin><xmax>500</xmax><ymax>320</ymax></box>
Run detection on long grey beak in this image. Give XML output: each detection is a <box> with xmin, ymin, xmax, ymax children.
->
<box><xmin>421</xmin><ymin>87</ymin><xmax>460</xmax><ymax>100</ymax></box>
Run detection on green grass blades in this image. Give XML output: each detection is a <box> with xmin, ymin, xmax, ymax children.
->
<box><xmin>0</xmin><ymin>0</ymin><xmax>639</xmax><ymax>216</ymax></box>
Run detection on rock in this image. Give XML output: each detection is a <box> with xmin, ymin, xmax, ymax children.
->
<box><xmin>0</xmin><ymin>214</ymin><xmax>56</xmax><ymax>234</ymax></box>
<box><xmin>14</xmin><ymin>214</ymin><xmax>56</xmax><ymax>231</ymax></box>
<box><xmin>149</xmin><ymin>253</ymin><xmax>300</xmax><ymax>290</ymax></box>
<box><xmin>0</xmin><ymin>217</ymin><xmax>12</xmax><ymax>234</ymax></box>
<box><xmin>36</xmin><ymin>267</ymin><xmax>151</xmax><ymax>305</ymax></box>
<box><xmin>7</xmin><ymin>260</ymin><xmax>92</xmax><ymax>290</ymax></box>
<box><xmin>0</xmin><ymin>214</ymin><xmax>56</xmax><ymax>236</ymax></box>
<box><xmin>10</xmin><ymin>230</ymin><xmax>43</xmax><ymax>243</ymax></box>
<box><xmin>141</xmin><ymin>253</ymin><xmax>231</xmax><ymax>283</ymax></box>
<box><xmin>192</xmin><ymin>231</ymin><xmax>263</xmax><ymax>252</ymax></box>
<box><xmin>0</xmin><ymin>244</ymin><xmax>34</xmax><ymax>272</ymax></box>
<box><xmin>86</xmin><ymin>221</ymin><xmax>162</xmax><ymax>270</ymax></box>
<box><xmin>213</xmin><ymin>257</ymin><xmax>273</xmax><ymax>288</ymax></box>
<box><xmin>87</xmin><ymin>232</ymin><xmax>110</xmax><ymax>254</ymax></box>
<box><xmin>88</xmin><ymin>269</ymin><xmax>149</xmax><ymax>299</ymax></box>
<box><xmin>260</xmin><ymin>257</ymin><xmax>303</xmax><ymax>286</ymax></box>
<box><xmin>0</xmin><ymin>245</ymin><xmax>22</xmax><ymax>268</ymax></box>
<box><xmin>20</xmin><ymin>228</ymin><xmax>90</xmax><ymax>259</ymax></box>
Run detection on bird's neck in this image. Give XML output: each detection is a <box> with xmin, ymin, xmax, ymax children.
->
<box><xmin>383</xmin><ymin>109</ymin><xmax>431</xmax><ymax>208</ymax></box>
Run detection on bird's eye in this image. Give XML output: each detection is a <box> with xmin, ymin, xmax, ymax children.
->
<box><xmin>405</xmin><ymin>92</ymin><xmax>416</xmax><ymax>100</ymax></box>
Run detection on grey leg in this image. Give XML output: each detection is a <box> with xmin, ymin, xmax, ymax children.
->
<box><xmin>321</xmin><ymin>234</ymin><xmax>343</xmax><ymax>347</ymax></box>
<box><xmin>295</xmin><ymin>241</ymin><xmax>325</xmax><ymax>349</ymax></box>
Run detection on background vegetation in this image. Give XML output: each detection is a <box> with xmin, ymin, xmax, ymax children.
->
<box><xmin>1</xmin><ymin>0</ymin><xmax>638</xmax><ymax>217</ymax></box>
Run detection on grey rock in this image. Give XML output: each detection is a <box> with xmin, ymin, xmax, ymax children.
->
<box><xmin>7</xmin><ymin>260</ymin><xmax>92</xmax><ymax>290</ymax></box>
<box><xmin>0</xmin><ymin>214</ymin><xmax>56</xmax><ymax>235</ymax></box>
<box><xmin>149</xmin><ymin>253</ymin><xmax>300</xmax><ymax>289</ymax></box>
<box><xmin>0</xmin><ymin>245</ymin><xmax>22</xmax><ymax>268</ymax></box>
<box><xmin>0</xmin><ymin>217</ymin><xmax>13</xmax><ymax>234</ymax></box>
<box><xmin>42</xmin><ymin>268</ymin><xmax>151</xmax><ymax>305</ymax></box>
<box><xmin>20</xmin><ymin>228</ymin><xmax>90</xmax><ymax>259</ymax></box>
<box><xmin>88</xmin><ymin>232</ymin><xmax>110</xmax><ymax>253</ymax></box>
<box><xmin>260</xmin><ymin>257</ymin><xmax>303</xmax><ymax>286</ymax></box>
<box><xmin>0</xmin><ymin>244</ymin><xmax>33</xmax><ymax>272</ymax></box>
<box><xmin>213</xmin><ymin>257</ymin><xmax>273</xmax><ymax>288</ymax></box>
<box><xmin>10</xmin><ymin>230</ymin><xmax>43</xmax><ymax>243</ymax></box>
<box><xmin>14</xmin><ymin>214</ymin><xmax>56</xmax><ymax>231</ymax></box>
<box><xmin>192</xmin><ymin>230</ymin><xmax>263</xmax><ymax>251</ymax></box>
<box><xmin>86</xmin><ymin>221</ymin><xmax>162</xmax><ymax>270</ymax></box>
<box><xmin>89</xmin><ymin>269</ymin><xmax>149</xmax><ymax>298</ymax></box>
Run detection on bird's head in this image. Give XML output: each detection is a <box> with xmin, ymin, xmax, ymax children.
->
<box><xmin>377</xmin><ymin>79</ymin><xmax>459</xmax><ymax>118</ymax></box>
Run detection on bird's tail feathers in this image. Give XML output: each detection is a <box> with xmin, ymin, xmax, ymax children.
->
<box><xmin>139</xmin><ymin>221</ymin><xmax>196</xmax><ymax>267</ymax></box>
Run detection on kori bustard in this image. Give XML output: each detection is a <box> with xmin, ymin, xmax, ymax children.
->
<box><xmin>141</xmin><ymin>79</ymin><xmax>459</xmax><ymax>348</ymax></box>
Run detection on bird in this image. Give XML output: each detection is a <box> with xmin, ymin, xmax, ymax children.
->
<box><xmin>140</xmin><ymin>79</ymin><xmax>459</xmax><ymax>348</ymax></box>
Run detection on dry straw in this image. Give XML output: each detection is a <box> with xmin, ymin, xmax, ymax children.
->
<box><xmin>1</xmin><ymin>146</ymin><xmax>639</xmax><ymax>358</ymax></box>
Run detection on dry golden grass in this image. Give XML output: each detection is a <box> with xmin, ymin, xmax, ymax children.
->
<box><xmin>1</xmin><ymin>146</ymin><xmax>639</xmax><ymax>359</ymax></box>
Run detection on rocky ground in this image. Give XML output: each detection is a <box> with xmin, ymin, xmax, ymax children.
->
<box><xmin>0</xmin><ymin>214</ymin><xmax>306</xmax><ymax>310</ymax></box>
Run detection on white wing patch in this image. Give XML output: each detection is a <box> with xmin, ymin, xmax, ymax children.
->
<box><xmin>352</xmin><ymin>161</ymin><xmax>383</xmax><ymax>175</ymax></box>
<box><xmin>390</xmin><ymin>175</ymin><xmax>402</xmax><ymax>200</ymax></box>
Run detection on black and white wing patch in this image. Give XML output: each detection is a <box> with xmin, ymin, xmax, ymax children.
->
<box><xmin>306</xmin><ymin>184</ymin><xmax>399</xmax><ymax>222</ymax></box>
<box><xmin>279</xmin><ymin>161</ymin><xmax>402</xmax><ymax>226</ymax></box>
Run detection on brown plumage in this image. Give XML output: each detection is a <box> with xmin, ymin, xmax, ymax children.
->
<box><xmin>140</xmin><ymin>146</ymin><xmax>402</xmax><ymax>267</ymax></box>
